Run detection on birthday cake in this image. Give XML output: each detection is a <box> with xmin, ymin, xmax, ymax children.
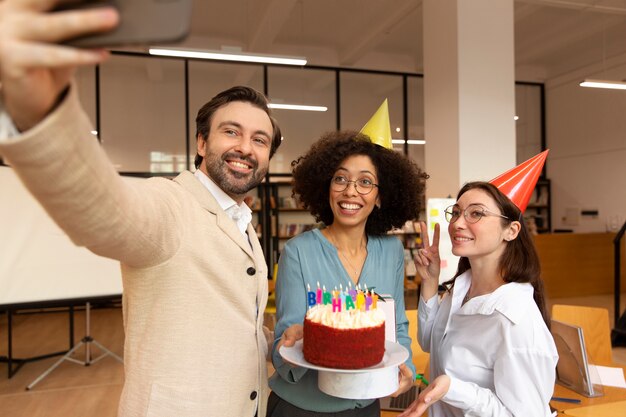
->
<box><xmin>303</xmin><ymin>286</ymin><xmax>386</xmax><ymax>369</ymax></box>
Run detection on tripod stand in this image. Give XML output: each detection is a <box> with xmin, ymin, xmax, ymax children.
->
<box><xmin>26</xmin><ymin>302</ymin><xmax>123</xmax><ymax>390</ymax></box>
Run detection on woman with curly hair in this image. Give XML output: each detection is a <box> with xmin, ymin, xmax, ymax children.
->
<box><xmin>267</xmin><ymin>130</ymin><xmax>428</xmax><ymax>416</ymax></box>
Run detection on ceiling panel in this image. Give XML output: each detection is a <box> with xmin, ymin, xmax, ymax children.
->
<box><xmin>175</xmin><ymin>0</ymin><xmax>626</xmax><ymax>81</ymax></box>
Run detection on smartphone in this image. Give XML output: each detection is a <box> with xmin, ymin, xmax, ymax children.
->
<box><xmin>53</xmin><ymin>0</ymin><xmax>193</xmax><ymax>48</ymax></box>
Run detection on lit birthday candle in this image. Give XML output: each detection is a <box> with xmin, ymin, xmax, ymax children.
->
<box><xmin>345</xmin><ymin>294</ymin><xmax>355</xmax><ymax>310</ymax></box>
<box><xmin>307</xmin><ymin>283</ymin><xmax>316</xmax><ymax>308</ymax></box>
<box><xmin>332</xmin><ymin>294</ymin><xmax>342</xmax><ymax>312</ymax></box>
<box><xmin>356</xmin><ymin>289</ymin><xmax>365</xmax><ymax>311</ymax></box>
<box><xmin>365</xmin><ymin>289</ymin><xmax>373</xmax><ymax>311</ymax></box>
<box><xmin>316</xmin><ymin>281</ymin><xmax>322</xmax><ymax>304</ymax></box>
<box><xmin>323</xmin><ymin>285</ymin><xmax>331</xmax><ymax>305</ymax></box>
<box><xmin>348</xmin><ymin>282</ymin><xmax>357</xmax><ymax>301</ymax></box>
<box><xmin>339</xmin><ymin>287</ymin><xmax>346</xmax><ymax>310</ymax></box>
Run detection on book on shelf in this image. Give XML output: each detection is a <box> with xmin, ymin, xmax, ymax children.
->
<box><xmin>245</xmin><ymin>195</ymin><xmax>261</xmax><ymax>210</ymax></box>
<box><xmin>404</xmin><ymin>236</ymin><xmax>422</xmax><ymax>248</ymax></box>
<box><xmin>404</xmin><ymin>248</ymin><xmax>417</xmax><ymax>277</ymax></box>
<box><xmin>278</xmin><ymin>223</ymin><xmax>319</xmax><ymax>238</ymax></box>
<box><xmin>279</xmin><ymin>196</ymin><xmax>299</xmax><ymax>209</ymax></box>
<box><xmin>389</xmin><ymin>220</ymin><xmax>421</xmax><ymax>235</ymax></box>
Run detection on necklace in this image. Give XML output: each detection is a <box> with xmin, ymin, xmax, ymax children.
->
<box><xmin>327</xmin><ymin>227</ymin><xmax>366</xmax><ymax>281</ymax></box>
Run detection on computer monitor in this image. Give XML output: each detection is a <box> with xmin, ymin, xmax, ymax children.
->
<box><xmin>551</xmin><ymin>319</ymin><xmax>603</xmax><ymax>397</ymax></box>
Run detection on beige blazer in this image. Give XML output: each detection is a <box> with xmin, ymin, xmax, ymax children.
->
<box><xmin>0</xmin><ymin>87</ymin><xmax>269</xmax><ymax>417</ymax></box>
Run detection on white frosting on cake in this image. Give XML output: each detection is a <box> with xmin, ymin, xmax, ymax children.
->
<box><xmin>305</xmin><ymin>304</ymin><xmax>385</xmax><ymax>329</ymax></box>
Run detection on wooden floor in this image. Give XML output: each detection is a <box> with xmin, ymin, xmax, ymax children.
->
<box><xmin>1</xmin><ymin>294</ymin><xmax>626</xmax><ymax>417</ymax></box>
<box><xmin>0</xmin><ymin>308</ymin><xmax>125</xmax><ymax>417</ymax></box>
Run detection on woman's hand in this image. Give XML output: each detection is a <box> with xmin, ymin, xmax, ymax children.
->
<box><xmin>0</xmin><ymin>0</ymin><xmax>118</xmax><ymax>130</ymax></box>
<box><xmin>398</xmin><ymin>374</ymin><xmax>451</xmax><ymax>417</ymax></box>
<box><xmin>390</xmin><ymin>364</ymin><xmax>414</xmax><ymax>397</ymax></box>
<box><xmin>275</xmin><ymin>324</ymin><xmax>303</xmax><ymax>366</ymax></box>
<box><xmin>414</xmin><ymin>221</ymin><xmax>441</xmax><ymax>300</ymax></box>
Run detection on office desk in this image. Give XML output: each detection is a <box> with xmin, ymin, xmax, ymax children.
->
<box><xmin>380</xmin><ymin>380</ymin><xmax>626</xmax><ymax>417</ymax></box>
<box><xmin>551</xmin><ymin>382</ymin><xmax>626</xmax><ymax>416</ymax></box>
<box><xmin>563</xmin><ymin>400</ymin><xmax>626</xmax><ymax>417</ymax></box>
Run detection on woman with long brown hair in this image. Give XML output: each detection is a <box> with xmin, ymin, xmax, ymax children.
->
<box><xmin>401</xmin><ymin>174</ymin><xmax>558</xmax><ymax>417</ymax></box>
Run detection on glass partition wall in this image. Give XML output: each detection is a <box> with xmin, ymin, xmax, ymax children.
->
<box><xmin>75</xmin><ymin>51</ymin><xmax>544</xmax><ymax>177</ymax></box>
<box><xmin>56</xmin><ymin>54</ymin><xmax>547</xmax><ymax>274</ymax></box>
<box><xmin>267</xmin><ymin>67</ymin><xmax>337</xmax><ymax>173</ymax></box>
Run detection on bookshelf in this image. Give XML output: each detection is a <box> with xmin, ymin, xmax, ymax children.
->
<box><xmin>525</xmin><ymin>178</ymin><xmax>551</xmax><ymax>234</ymax></box>
<box><xmin>389</xmin><ymin>221</ymin><xmax>423</xmax><ymax>287</ymax></box>
<box><xmin>250</xmin><ymin>176</ymin><xmax>318</xmax><ymax>277</ymax></box>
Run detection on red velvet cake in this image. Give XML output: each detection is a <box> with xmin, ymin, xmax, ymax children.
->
<box><xmin>302</xmin><ymin>304</ymin><xmax>386</xmax><ymax>369</ymax></box>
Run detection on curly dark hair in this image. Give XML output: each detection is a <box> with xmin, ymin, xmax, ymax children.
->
<box><xmin>292</xmin><ymin>130</ymin><xmax>428</xmax><ymax>235</ymax></box>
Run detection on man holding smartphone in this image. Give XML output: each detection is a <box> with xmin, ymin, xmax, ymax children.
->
<box><xmin>0</xmin><ymin>2</ymin><xmax>280</xmax><ymax>416</ymax></box>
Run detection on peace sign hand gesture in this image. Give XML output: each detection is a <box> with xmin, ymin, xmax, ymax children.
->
<box><xmin>413</xmin><ymin>221</ymin><xmax>441</xmax><ymax>300</ymax></box>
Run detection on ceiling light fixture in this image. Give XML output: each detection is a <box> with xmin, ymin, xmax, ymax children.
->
<box><xmin>268</xmin><ymin>103</ymin><xmax>327</xmax><ymax>112</ymax></box>
<box><xmin>579</xmin><ymin>79</ymin><xmax>626</xmax><ymax>90</ymax></box>
<box><xmin>148</xmin><ymin>47</ymin><xmax>307</xmax><ymax>66</ymax></box>
<box><xmin>392</xmin><ymin>139</ymin><xmax>426</xmax><ymax>145</ymax></box>
<box><xmin>579</xmin><ymin>19</ymin><xmax>624</xmax><ymax>91</ymax></box>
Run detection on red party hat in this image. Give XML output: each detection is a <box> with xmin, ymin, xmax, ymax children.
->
<box><xmin>490</xmin><ymin>150</ymin><xmax>549</xmax><ymax>213</ymax></box>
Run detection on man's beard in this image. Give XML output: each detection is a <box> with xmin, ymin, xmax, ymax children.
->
<box><xmin>204</xmin><ymin>151</ymin><xmax>267</xmax><ymax>196</ymax></box>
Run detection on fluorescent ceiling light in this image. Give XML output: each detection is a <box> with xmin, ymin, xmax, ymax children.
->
<box><xmin>392</xmin><ymin>139</ymin><xmax>426</xmax><ymax>145</ymax></box>
<box><xmin>579</xmin><ymin>79</ymin><xmax>626</xmax><ymax>90</ymax></box>
<box><xmin>149</xmin><ymin>47</ymin><xmax>307</xmax><ymax>66</ymax></box>
<box><xmin>268</xmin><ymin>103</ymin><xmax>327</xmax><ymax>112</ymax></box>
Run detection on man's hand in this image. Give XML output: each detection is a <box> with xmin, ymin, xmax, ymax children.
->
<box><xmin>0</xmin><ymin>0</ymin><xmax>119</xmax><ymax>130</ymax></box>
<box><xmin>398</xmin><ymin>374</ymin><xmax>450</xmax><ymax>417</ymax></box>
<box><xmin>390</xmin><ymin>364</ymin><xmax>414</xmax><ymax>397</ymax></box>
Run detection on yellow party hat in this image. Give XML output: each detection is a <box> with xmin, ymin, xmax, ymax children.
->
<box><xmin>360</xmin><ymin>99</ymin><xmax>393</xmax><ymax>149</ymax></box>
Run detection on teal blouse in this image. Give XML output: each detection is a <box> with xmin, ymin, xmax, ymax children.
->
<box><xmin>269</xmin><ymin>228</ymin><xmax>415</xmax><ymax>412</ymax></box>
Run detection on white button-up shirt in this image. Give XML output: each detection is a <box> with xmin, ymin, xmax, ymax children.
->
<box><xmin>0</xmin><ymin>98</ymin><xmax>20</xmax><ymax>141</ymax></box>
<box><xmin>418</xmin><ymin>271</ymin><xmax>558</xmax><ymax>417</ymax></box>
<box><xmin>194</xmin><ymin>169</ymin><xmax>252</xmax><ymax>238</ymax></box>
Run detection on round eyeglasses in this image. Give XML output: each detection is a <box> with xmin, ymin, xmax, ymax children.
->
<box><xmin>444</xmin><ymin>204</ymin><xmax>510</xmax><ymax>224</ymax></box>
<box><xmin>330</xmin><ymin>175</ymin><xmax>379</xmax><ymax>195</ymax></box>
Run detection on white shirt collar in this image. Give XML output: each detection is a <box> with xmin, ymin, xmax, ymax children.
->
<box><xmin>454</xmin><ymin>270</ymin><xmax>533</xmax><ymax>324</ymax></box>
<box><xmin>193</xmin><ymin>169</ymin><xmax>252</xmax><ymax>237</ymax></box>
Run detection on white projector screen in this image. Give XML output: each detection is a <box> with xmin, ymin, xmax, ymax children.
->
<box><xmin>0</xmin><ymin>166</ymin><xmax>126</xmax><ymax>307</ymax></box>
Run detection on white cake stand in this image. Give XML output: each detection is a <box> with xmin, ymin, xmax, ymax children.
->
<box><xmin>279</xmin><ymin>340</ymin><xmax>409</xmax><ymax>399</ymax></box>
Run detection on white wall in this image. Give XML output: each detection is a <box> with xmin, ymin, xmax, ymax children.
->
<box><xmin>547</xmin><ymin>61</ymin><xmax>626</xmax><ymax>233</ymax></box>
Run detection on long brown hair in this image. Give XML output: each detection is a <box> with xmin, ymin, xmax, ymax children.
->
<box><xmin>443</xmin><ymin>181</ymin><xmax>550</xmax><ymax>328</ymax></box>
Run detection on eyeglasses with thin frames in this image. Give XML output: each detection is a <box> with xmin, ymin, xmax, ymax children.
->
<box><xmin>330</xmin><ymin>175</ymin><xmax>379</xmax><ymax>195</ymax></box>
<box><xmin>444</xmin><ymin>204</ymin><xmax>510</xmax><ymax>224</ymax></box>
